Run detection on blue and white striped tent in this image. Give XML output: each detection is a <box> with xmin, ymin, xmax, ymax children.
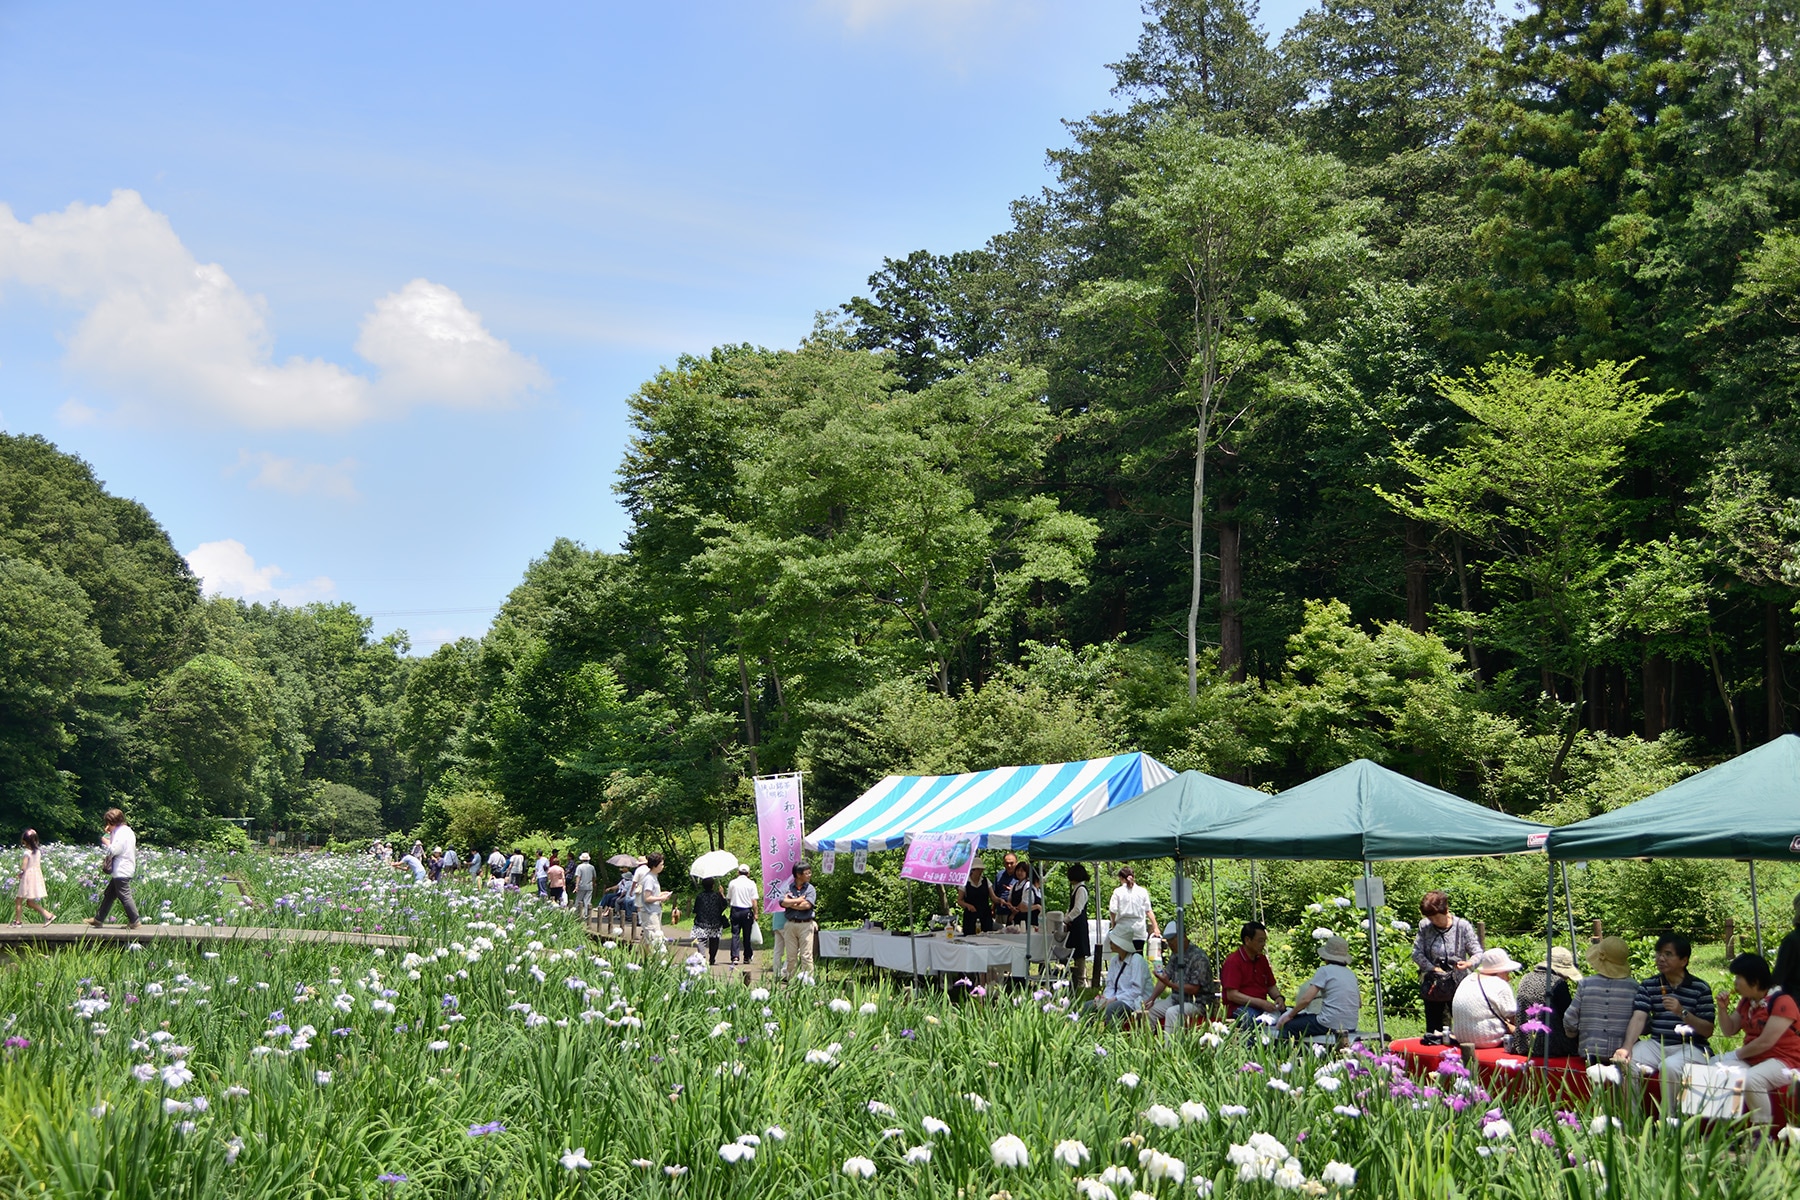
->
<box><xmin>805</xmin><ymin>753</ymin><xmax>1175</xmax><ymax>854</ymax></box>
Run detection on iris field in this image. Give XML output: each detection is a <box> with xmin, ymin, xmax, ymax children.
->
<box><xmin>0</xmin><ymin>848</ymin><xmax>1795</xmax><ymax>1198</ymax></box>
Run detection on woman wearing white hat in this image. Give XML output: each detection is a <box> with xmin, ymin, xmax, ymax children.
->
<box><xmin>1084</xmin><ymin>927</ymin><xmax>1152</xmax><ymax>1025</ymax></box>
<box><xmin>1451</xmin><ymin>947</ymin><xmax>1521</xmax><ymax>1048</ymax></box>
<box><xmin>1277</xmin><ymin>935</ymin><xmax>1362</xmax><ymax>1039</ymax></box>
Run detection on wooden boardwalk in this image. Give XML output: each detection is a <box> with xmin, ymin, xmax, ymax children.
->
<box><xmin>0</xmin><ymin>922</ymin><xmax>415</xmax><ymax>950</ymax></box>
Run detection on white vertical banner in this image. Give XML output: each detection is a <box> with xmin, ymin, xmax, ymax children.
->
<box><xmin>754</xmin><ymin>773</ymin><xmax>805</xmax><ymax>914</ymax></box>
<box><xmin>820</xmin><ymin>851</ymin><xmax>836</xmax><ymax>876</ymax></box>
<box><xmin>852</xmin><ymin>848</ymin><xmax>869</xmax><ymax>874</ymax></box>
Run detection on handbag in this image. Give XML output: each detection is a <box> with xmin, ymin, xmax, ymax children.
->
<box><xmin>1420</xmin><ymin>924</ymin><xmax>1461</xmax><ymax>1004</ymax></box>
<box><xmin>1679</xmin><ymin>1062</ymin><xmax>1746</xmax><ymax>1119</ymax></box>
<box><xmin>749</xmin><ymin>920</ymin><xmax>764</xmax><ymax>948</ymax></box>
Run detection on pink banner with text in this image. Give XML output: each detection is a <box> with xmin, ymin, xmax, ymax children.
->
<box><xmin>755</xmin><ymin>774</ymin><xmax>805</xmax><ymax>914</ymax></box>
<box><xmin>899</xmin><ymin>831</ymin><xmax>977</xmax><ymax>888</ymax></box>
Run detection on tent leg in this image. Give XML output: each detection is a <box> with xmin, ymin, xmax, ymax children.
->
<box><xmin>1560</xmin><ymin>863</ymin><xmax>1578</xmax><ymax>952</ymax></box>
<box><xmin>909</xmin><ymin>880</ymin><xmax>918</xmax><ymax>986</ymax></box>
<box><xmin>1209</xmin><ymin>859</ymin><xmax>1220</xmax><ymax>968</ymax></box>
<box><xmin>1174</xmin><ymin>857</ymin><xmax>1188</xmax><ymax>1013</ymax></box>
<box><xmin>1092</xmin><ymin>862</ymin><xmax>1105</xmax><ymax>990</ymax></box>
<box><xmin>1363</xmin><ymin>861</ymin><xmax>1385</xmax><ymax>1045</ymax></box>
<box><xmin>1750</xmin><ymin>861</ymin><xmax>1765</xmax><ymax>957</ymax></box>
<box><xmin>1544</xmin><ymin>857</ymin><xmax>1555</xmax><ymax>1068</ymax></box>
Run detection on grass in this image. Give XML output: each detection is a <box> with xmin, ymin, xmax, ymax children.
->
<box><xmin>0</xmin><ymin>845</ymin><xmax>1795</xmax><ymax>1198</ymax></box>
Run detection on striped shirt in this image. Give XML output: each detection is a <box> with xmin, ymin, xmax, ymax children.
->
<box><xmin>1632</xmin><ymin>973</ymin><xmax>1714</xmax><ymax>1049</ymax></box>
<box><xmin>1563</xmin><ymin>975</ymin><xmax>1638</xmax><ymax>1058</ymax></box>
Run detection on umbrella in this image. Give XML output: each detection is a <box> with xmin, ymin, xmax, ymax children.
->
<box><xmin>690</xmin><ymin>849</ymin><xmax>739</xmax><ymax>879</ymax></box>
<box><xmin>605</xmin><ymin>853</ymin><xmax>641</xmax><ymax>869</ymax></box>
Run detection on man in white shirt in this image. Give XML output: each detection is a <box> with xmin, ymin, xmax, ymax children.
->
<box><xmin>86</xmin><ymin>807</ymin><xmax>141</xmax><ymax>929</ymax></box>
<box><xmin>486</xmin><ymin>850</ymin><xmax>507</xmax><ymax>886</ymax></box>
<box><xmin>725</xmin><ymin>865</ymin><xmax>760</xmax><ymax>965</ymax></box>
<box><xmin>534</xmin><ymin>853</ymin><xmax>551</xmax><ymax>897</ymax></box>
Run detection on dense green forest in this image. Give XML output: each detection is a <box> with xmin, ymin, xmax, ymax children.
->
<box><xmin>4</xmin><ymin>0</ymin><xmax>1799</xmax><ymax>893</ymax></box>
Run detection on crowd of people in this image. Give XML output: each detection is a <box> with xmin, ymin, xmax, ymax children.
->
<box><xmin>1412</xmin><ymin>891</ymin><xmax>1800</xmax><ymax>1128</ymax></box>
<box><xmin>21</xmin><ymin>817</ymin><xmax>1800</xmax><ymax>1124</ymax></box>
<box><xmin>368</xmin><ymin>840</ymin><xmax>603</xmax><ymax>918</ymax></box>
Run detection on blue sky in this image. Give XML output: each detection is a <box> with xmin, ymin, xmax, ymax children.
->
<box><xmin>0</xmin><ymin>0</ymin><xmax>1312</xmax><ymax>653</ymax></box>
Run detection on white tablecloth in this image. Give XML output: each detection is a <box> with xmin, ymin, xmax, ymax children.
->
<box><xmin>934</xmin><ymin>935</ymin><xmax>1027</xmax><ymax>978</ymax></box>
<box><xmin>817</xmin><ymin>929</ymin><xmax>878</xmax><ymax>960</ymax></box>
<box><xmin>870</xmin><ymin>933</ymin><xmax>938</xmax><ymax>974</ymax></box>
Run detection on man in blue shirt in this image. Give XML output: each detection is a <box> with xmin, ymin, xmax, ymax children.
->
<box><xmin>774</xmin><ymin>864</ymin><xmax>817</xmax><ymax>981</ymax></box>
<box><xmin>1615</xmin><ymin>933</ymin><xmax>1716</xmax><ymax>1100</ymax></box>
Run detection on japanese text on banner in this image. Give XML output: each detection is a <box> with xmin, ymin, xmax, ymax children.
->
<box><xmin>899</xmin><ymin>831</ymin><xmax>976</xmax><ymax>887</ymax></box>
<box><xmin>754</xmin><ymin>774</ymin><xmax>804</xmax><ymax>914</ymax></box>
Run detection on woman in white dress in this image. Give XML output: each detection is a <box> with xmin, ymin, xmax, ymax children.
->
<box><xmin>13</xmin><ymin>829</ymin><xmax>54</xmax><ymax>925</ymax></box>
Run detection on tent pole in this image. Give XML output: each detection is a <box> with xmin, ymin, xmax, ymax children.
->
<box><xmin>1173</xmin><ymin>859</ymin><xmax>1188</xmax><ymax>1029</ymax></box>
<box><xmin>909</xmin><ymin>878</ymin><xmax>919</xmax><ymax>986</ymax></box>
<box><xmin>1363</xmin><ymin>861</ymin><xmax>1385</xmax><ymax>1044</ymax></box>
<box><xmin>1560</xmin><ymin>863</ymin><xmax>1578</xmax><ymax>952</ymax></box>
<box><xmin>1750</xmin><ymin>860</ymin><xmax>1765</xmax><ymax>957</ymax></box>
<box><xmin>1209</xmin><ymin>859</ymin><xmax>1220</xmax><ymax>966</ymax></box>
<box><xmin>1544</xmin><ymin>856</ymin><xmax>1555</xmax><ymax>1068</ymax></box>
<box><xmin>1093</xmin><ymin>862</ymin><xmax>1106</xmax><ymax>990</ymax></box>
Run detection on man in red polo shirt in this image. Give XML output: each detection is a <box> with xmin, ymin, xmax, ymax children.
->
<box><xmin>1220</xmin><ymin>921</ymin><xmax>1285</xmax><ymax>1026</ymax></box>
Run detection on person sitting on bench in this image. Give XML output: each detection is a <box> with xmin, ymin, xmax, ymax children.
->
<box><xmin>1276</xmin><ymin>936</ymin><xmax>1360</xmax><ymax>1040</ymax></box>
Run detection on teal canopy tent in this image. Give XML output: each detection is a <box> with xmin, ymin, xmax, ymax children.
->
<box><xmin>1548</xmin><ymin>733</ymin><xmax>1800</xmax><ymax>862</ymax></box>
<box><xmin>1028</xmin><ymin>769</ymin><xmax>1269</xmax><ymax>862</ymax></box>
<box><xmin>1549</xmin><ymin>733</ymin><xmax>1800</xmax><ymax>954</ymax></box>
<box><xmin>1029</xmin><ymin>770</ymin><xmax>1271</xmax><ymax>967</ymax></box>
<box><xmin>1177</xmin><ymin>759</ymin><xmax>1550</xmax><ymax>862</ymax></box>
<box><xmin>1174</xmin><ymin>759</ymin><xmax>1551</xmax><ymax>1042</ymax></box>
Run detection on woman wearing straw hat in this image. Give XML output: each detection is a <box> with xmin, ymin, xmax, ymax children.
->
<box><xmin>1563</xmin><ymin>936</ymin><xmax>1639</xmax><ymax>1059</ymax></box>
<box><xmin>1514</xmin><ymin>945</ymin><xmax>1583</xmax><ymax>1057</ymax></box>
<box><xmin>1451</xmin><ymin>948</ymin><xmax>1521</xmax><ymax>1048</ymax></box>
<box><xmin>1276</xmin><ymin>935</ymin><xmax>1361</xmax><ymax>1040</ymax></box>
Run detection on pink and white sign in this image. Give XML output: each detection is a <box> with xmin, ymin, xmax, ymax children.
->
<box><xmin>899</xmin><ymin>831</ymin><xmax>977</xmax><ymax>887</ymax></box>
<box><xmin>755</xmin><ymin>774</ymin><xmax>805</xmax><ymax>914</ymax></box>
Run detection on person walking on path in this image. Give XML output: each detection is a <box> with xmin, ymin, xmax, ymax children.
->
<box><xmin>637</xmin><ymin>853</ymin><xmax>671</xmax><ymax>950</ymax></box>
<box><xmin>546</xmin><ymin>854</ymin><xmax>566</xmax><ymax>905</ymax></box>
<box><xmin>692</xmin><ymin>877</ymin><xmax>727</xmax><ymax>964</ymax></box>
<box><xmin>774</xmin><ymin>863</ymin><xmax>817</xmax><ymax>980</ymax></box>
<box><xmin>85</xmin><ymin>808</ymin><xmax>140</xmax><ymax>930</ymax></box>
<box><xmin>572</xmin><ymin>853</ymin><xmax>597</xmax><ymax>919</ymax></box>
<box><xmin>726</xmin><ymin>865</ymin><xmax>759</xmax><ymax>965</ymax></box>
<box><xmin>12</xmin><ymin>829</ymin><xmax>54</xmax><ymax>925</ymax></box>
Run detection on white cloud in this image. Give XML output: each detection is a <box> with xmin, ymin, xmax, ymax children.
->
<box><xmin>0</xmin><ymin>190</ymin><xmax>545</xmax><ymax>430</ymax></box>
<box><xmin>229</xmin><ymin>450</ymin><xmax>359</xmax><ymax>500</ymax></box>
<box><xmin>185</xmin><ymin>539</ymin><xmax>336</xmax><ymax>605</ymax></box>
